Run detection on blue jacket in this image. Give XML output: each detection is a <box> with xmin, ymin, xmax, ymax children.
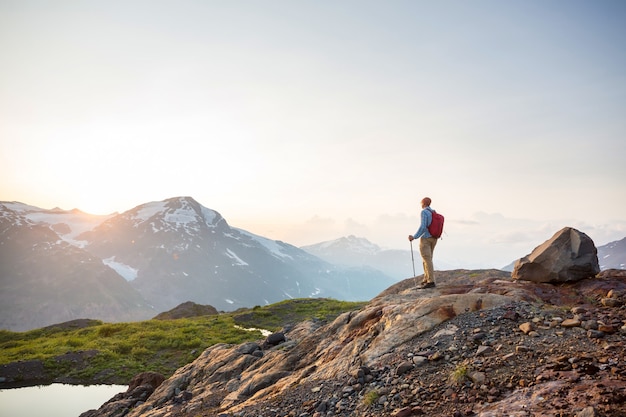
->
<box><xmin>412</xmin><ymin>207</ymin><xmax>433</xmax><ymax>239</ymax></box>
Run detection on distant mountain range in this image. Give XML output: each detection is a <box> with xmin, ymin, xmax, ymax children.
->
<box><xmin>596</xmin><ymin>237</ymin><xmax>626</xmax><ymax>270</ymax></box>
<box><xmin>0</xmin><ymin>202</ymin><xmax>152</xmax><ymax>332</ymax></box>
<box><xmin>302</xmin><ymin>235</ymin><xmax>417</xmax><ymax>279</ymax></box>
<box><xmin>2</xmin><ymin>197</ymin><xmax>623</xmax><ymax>332</ymax></box>
<box><xmin>302</xmin><ymin>235</ymin><xmax>492</xmax><ymax>279</ymax></box>
<box><xmin>0</xmin><ymin>197</ymin><xmax>396</xmax><ymax>331</ymax></box>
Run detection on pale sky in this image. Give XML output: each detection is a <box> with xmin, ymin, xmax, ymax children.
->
<box><xmin>1</xmin><ymin>1</ymin><xmax>625</xmax><ymax>269</ymax></box>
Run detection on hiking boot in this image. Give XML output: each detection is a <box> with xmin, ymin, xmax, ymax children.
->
<box><xmin>418</xmin><ymin>282</ymin><xmax>435</xmax><ymax>289</ymax></box>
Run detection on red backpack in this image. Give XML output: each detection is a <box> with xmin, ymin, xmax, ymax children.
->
<box><xmin>428</xmin><ymin>209</ymin><xmax>444</xmax><ymax>238</ymax></box>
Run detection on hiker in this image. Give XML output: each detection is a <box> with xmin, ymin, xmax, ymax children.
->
<box><xmin>408</xmin><ymin>197</ymin><xmax>437</xmax><ymax>288</ymax></box>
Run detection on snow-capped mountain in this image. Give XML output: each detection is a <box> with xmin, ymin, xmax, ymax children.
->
<box><xmin>78</xmin><ymin>196</ymin><xmax>370</xmax><ymax>313</ymax></box>
<box><xmin>597</xmin><ymin>237</ymin><xmax>626</xmax><ymax>270</ymax></box>
<box><xmin>0</xmin><ymin>202</ymin><xmax>154</xmax><ymax>331</ymax></box>
<box><xmin>0</xmin><ymin>201</ymin><xmax>115</xmax><ymax>245</ymax></box>
<box><xmin>301</xmin><ymin>235</ymin><xmax>420</xmax><ymax>279</ymax></box>
<box><xmin>0</xmin><ymin>197</ymin><xmax>395</xmax><ymax>331</ymax></box>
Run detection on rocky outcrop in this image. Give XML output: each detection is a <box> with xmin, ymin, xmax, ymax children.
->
<box><xmin>80</xmin><ymin>269</ymin><xmax>626</xmax><ymax>417</ymax></box>
<box><xmin>127</xmin><ymin>372</ymin><xmax>165</xmax><ymax>391</ymax></box>
<box><xmin>79</xmin><ymin>372</ymin><xmax>165</xmax><ymax>417</ymax></box>
<box><xmin>81</xmin><ymin>269</ymin><xmax>619</xmax><ymax>417</ymax></box>
<box><xmin>512</xmin><ymin>227</ymin><xmax>600</xmax><ymax>283</ymax></box>
<box><xmin>152</xmin><ymin>301</ymin><xmax>218</xmax><ymax>320</ymax></box>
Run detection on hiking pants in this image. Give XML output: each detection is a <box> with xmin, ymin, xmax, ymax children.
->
<box><xmin>419</xmin><ymin>237</ymin><xmax>437</xmax><ymax>283</ymax></box>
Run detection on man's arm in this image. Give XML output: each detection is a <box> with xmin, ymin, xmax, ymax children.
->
<box><xmin>410</xmin><ymin>209</ymin><xmax>430</xmax><ymax>240</ymax></box>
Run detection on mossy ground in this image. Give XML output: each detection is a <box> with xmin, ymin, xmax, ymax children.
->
<box><xmin>0</xmin><ymin>298</ymin><xmax>365</xmax><ymax>384</ymax></box>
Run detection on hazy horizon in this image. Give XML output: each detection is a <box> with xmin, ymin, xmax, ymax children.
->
<box><xmin>3</xmin><ymin>195</ymin><xmax>623</xmax><ymax>271</ymax></box>
<box><xmin>2</xmin><ymin>1</ymin><xmax>625</xmax><ymax>269</ymax></box>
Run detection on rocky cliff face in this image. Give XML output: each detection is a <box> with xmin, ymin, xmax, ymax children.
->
<box><xmin>84</xmin><ymin>269</ymin><xmax>626</xmax><ymax>417</ymax></box>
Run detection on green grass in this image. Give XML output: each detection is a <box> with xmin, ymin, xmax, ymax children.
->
<box><xmin>363</xmin><ymin>389</ymin><xmax>380</xmax><ymax>407</ymax></box>
<box><xmin>0</xmin><ymin>298</ymin><xmax>365</xmax><ymax>384</ymax></box>
<box><xmin>450</xmin><ymin>362</ymin><xmax>469</xmax><ymax>385</ymax></box>
<box><xmin>232</xmin><ymin>298</ymin><xmax>367</xmax><ymax>331</ymax></box>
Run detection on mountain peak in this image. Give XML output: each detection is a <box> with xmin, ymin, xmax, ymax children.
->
<box><xmin>303</xmin><ymin>235</ymin><xmax>381</xmax><ymax>254</ymax></box>
<box><xmin>123</xmin><ymin>196</ymin><xmax>227</xmax><ymax>233</ymax></box>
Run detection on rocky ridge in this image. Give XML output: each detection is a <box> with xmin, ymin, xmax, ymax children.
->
<box><xmin>83</xmin><ymin>269</ymin><xmax>626</xmax><ymax>417</ymax></box>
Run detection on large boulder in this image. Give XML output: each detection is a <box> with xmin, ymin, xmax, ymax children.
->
<box><xmin>512</xmin><ymin>227</ymin><xmax>600</xmax><ymax>283</ymax></box>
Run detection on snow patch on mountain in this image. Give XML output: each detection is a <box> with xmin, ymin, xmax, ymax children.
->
<box><xmin>235</xmin><ymin>228</ymin><xmax>294</xmax><ymax>260</ymax></box>
<box><xmin>130</xmin><ymin>198</ymin><xmax>221</xmax><ymax>235</ymax></box>
<box><xmin>1</xmin><ymin>202</ymin><xmax>112</xmax><ymax>244</ymax></box>
<box><xmin>200</xmin><ymin>206</ymin><xmax>219</xmax><ymax>225</ymax></box>
<box><xmin>103</xmin><ymin>257</ymin><xmax>138</xmax><ymax>281</ymax></box>
<box><xmin>225</xmin><ymin>249</ymin><xmax>248</xmax><ymax>266</ymax></box>
<box><xmin>134</xmin><ymin>201</ymin><xmax>168</xmax><ymax>223</ymax></box>
<box><xmin>165</xmin><ymin>207</ymin><xmax>198</xmax><ymax>226</ymax></box>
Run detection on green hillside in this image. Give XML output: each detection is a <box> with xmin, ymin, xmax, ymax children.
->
<box><xmin>0</xmin><ymin>298</ymin><xmax>366</xmax><ymax>385</ymax></box>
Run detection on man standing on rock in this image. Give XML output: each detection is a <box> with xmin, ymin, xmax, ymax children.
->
<box><xmin>408</xmin><ymin>197</ymin><xmax>437</xmax><ymax>289</ymax></box>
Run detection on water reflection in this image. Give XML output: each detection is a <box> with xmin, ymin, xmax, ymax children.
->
<box><xmin>0</xmin><ymin>383</ymin><xmax>126</xmax><ymax>417</ymax></box>
<box><xmin>234</xmin><ymin>325</ymin><xmax>272</xmax><ymax>337</ymax></box>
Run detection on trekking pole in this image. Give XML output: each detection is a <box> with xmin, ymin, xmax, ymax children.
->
<box><xmin>410</xmin><ymin>239</ymin><xmax>416</xmax><ymax>284</ymax></box>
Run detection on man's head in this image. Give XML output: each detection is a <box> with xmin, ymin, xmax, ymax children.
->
<box><xmin>421</xmin><ymin>197</ymin><xmax>431</xmax><ymax>208</ymax></box>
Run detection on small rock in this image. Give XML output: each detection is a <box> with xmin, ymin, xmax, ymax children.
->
<box><xmin>391</xmin><ymin>407</ymin><xmax>413</xmax><ymax>417</ymax></box>
<box><xmin>472</xmin><ymin>332</ymin><xmax>487</xmax><ymax>343</ymax></box>
<box><xmin>469</xmin><ymin>371</ymin><xmax>486</xmax><ymax>385</ymax></box>
<box><xmin>316</xmin><ymin>401</ymin><xmax>328</xmax><ymax>412</ymax></box>
<box><xmin>581</xmin><ymin>320</ymin><xmax>598</xmax><ymax>330</ymax></box>
<box><xmin>519</xmin><ymin>322</ymin><xmax>533</xmax><ymax>334</ymax></box>
<box><xmin>576</xmin><ymin>406</ymin><xmax>598</xmax><ymax>417</ymax></box>
<box><xmin>264</xmin><ymin>332</ymin><xmax>286</xmax><ymax>347</ymax></box>
<box><xmin>606</xmin><ymin>289</ymin><xmax>621</xmax><ymax>298</ymax></box>
<box><xmin>502</xmin><ymin>310</ymin><xmax>519</xmax><ymax>320</ymax></box>
<box><xmin>396</xmin><ymin>361</ymin><xmax>413</xmax><ymax>376</ymax></box>
<box><xmin>587</xmin><ymin>330</ymin><xmax>604</xmax><ymax>339</ymax></box>
<box><xmin>128</xmin><ymin>372</ymin><xmax>165</xmax><ymax>391</ymax></box>
<box><xmin>561</xmin><ymin>319</ymin><xmax>581</xmax><ymax>328</ymax></box>
<box><xmin>238</xmin><ymin>342</ymin><xmax>261</xmax><ymax>355</ymax></box>
<box><xmin>412</xmin><ymin>356</ymin><xmax>428</xmax><ymax>366</ymax></box>
<box><xmin>598</xmin><ymin>324</ymin><xmax>615</xmax><ymax>334</ymax></box>
<box><xmin>601</xmin><ymin>298</ymin><xmax>622</xmax><ymax>307</ymax></box>
<box><xmin>476</xmin><ymin>346</ymin><xmax>492</xmax><ymax>356</ymax></box>
<box><xmin>341</xmin><ymin>386</ymin><xmax>354</xmax><ymax>395</ymax></box>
